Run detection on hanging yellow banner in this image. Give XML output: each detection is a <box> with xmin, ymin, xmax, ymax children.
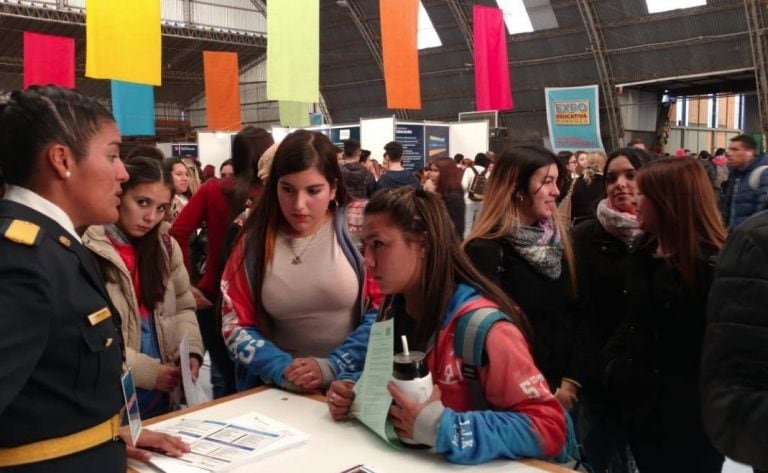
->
<box><xmin>85</xmin><ymin>0</ymin><xmax>162</xmax><ymax>86</ymax></box>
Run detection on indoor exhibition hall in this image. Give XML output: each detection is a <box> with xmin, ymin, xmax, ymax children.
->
<box><xmin>0</xmin><ymin>1</ymin><xmax>766</xmax><ymax>473</ymax></box>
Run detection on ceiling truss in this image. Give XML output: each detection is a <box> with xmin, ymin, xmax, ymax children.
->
<box><xmin>744</xmin><ymin>0</ymin><xmax>768</xmax><ymax>134</ymax></box>
<box><xmin>576</xmin><ymin>0</ymin><xmax>624</xmax><ymax>150</ymax></box>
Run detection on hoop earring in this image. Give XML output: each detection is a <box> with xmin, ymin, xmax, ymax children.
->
<box><xmin>329</xmin><ymin>199</ymin><xmax>339</xmax><ymax>212</ymax></box>
<box><xmin>517</xmin><ymin>194</ymin><xmax>524</xmax><ymax>203</ymax></box>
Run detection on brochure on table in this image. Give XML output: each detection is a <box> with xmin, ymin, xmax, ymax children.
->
<box><xmin>133</xmin><ymin>412</ymin><xmax>308</xmax><ymax>473</ymax></box>
<box><xmin>180</xmin><ymin>334</ymin><xmax>209</xmax><ymax>407</ymax></box>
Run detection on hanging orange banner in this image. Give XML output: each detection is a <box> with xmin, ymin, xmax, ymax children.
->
<box><xmin>380</xmin><ymin>0</ymin><xmax>421</xmax><ymax>110</ymax></box>
<box><xmin>203</xmin><ymin>51</ymin><xmax>241</xmax><ymax>131</ymax></box>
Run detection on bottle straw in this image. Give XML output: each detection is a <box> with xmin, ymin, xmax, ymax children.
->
<box><xmin>401</xmin><ymin>335</ymin><xmax>410</xmax><ymax>357</ymax></box>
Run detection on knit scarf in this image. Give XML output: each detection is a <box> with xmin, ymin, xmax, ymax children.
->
<box><xmin>105</xmin><ymin>224</ymin><xmax>130</xmax><ymax>245</ymax></box>
<box><xmin>507</xmin><ymin>218</ymin><xmax>563</xmax><ymax>280</ymax></box>
<box><xmin>595</xmin><ymin>199</ymin><xmax>642</xmax><ymax>246</ymax></box>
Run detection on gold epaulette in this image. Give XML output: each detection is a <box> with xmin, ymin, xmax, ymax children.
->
<box><xmin>1</xmin><ymin>219</ymin><xmax>43</xmax><ymax>247</ymax></box>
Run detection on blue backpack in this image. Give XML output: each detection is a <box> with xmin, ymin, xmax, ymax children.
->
<box><xmin>454</xmin><ymin>307</ymin><xmax>510</xmax><ymax>409</ymax></box>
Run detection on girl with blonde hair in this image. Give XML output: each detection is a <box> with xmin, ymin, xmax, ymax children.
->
<box><xmin>463</xmin><ymin>145</ymin><xmax>581</xmax><ymax>411</ymax></box>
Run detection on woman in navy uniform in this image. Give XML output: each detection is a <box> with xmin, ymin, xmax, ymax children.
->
<box><xmin>0</xmin><ymin>87</ymin><xmax>187</xmax><ymax>472</ymax></box>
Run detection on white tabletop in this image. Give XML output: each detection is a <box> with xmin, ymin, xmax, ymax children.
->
<box><xmin>130</xmin><ymin>388</ymin><xmax>568</xmax><ymax>473</ymax></box>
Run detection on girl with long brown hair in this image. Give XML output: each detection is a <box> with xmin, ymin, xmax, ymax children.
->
<box><xmin>170</xmin><ymin>126</ymin><xmax>274</xmax><ymax>398</ymax></box>
<box><xmin>463</xmin><ymin>145</ymin><xmax>581</xmax><ymax>412</ymax></box>
<box><xmin>326</xmin><ymin>187</ymin><xmax>567</xmax><ymax>464</ymax></box>
<box><xmin>570</xmin><ymin>147</ymin><xmax>653</xmax><ymax>472</ymax></box>
<box><xmin>602</xmin><ymin>157</ymin><xmax>726</xmax><ymax>473</ymax></box>
<box><xmin>220</xmin><ymin>130</ymin><xmax>378</xmax><ymax>393</ymax></box>
<box><xmin>425</xmin><ymin>157</ymin><xmax>465</xmax><ymax>239</ymax></box>
<box><xmin>84</xmin><ymin>156</ymin><xmax>204</xmax><ymax>418</ymax></box>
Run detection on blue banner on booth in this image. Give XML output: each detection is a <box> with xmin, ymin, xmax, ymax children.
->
<box><xmin>545</xmin><ymin>85</ymin><xmax>603</xmax><ymax>152</ymax></box>
<box><xmin>395</xmin><ymin>123</ymin><xmax>425</xmax><ymax>172</ymax></box>
<box><xmin>111</xmin><ymin>80</ymin><xmax>155</xmax><ymax>136</ymax></box>
<box><xmin>425</xmin><ymin>125</ymin><xmax>450</xmax><ymax>161</ymax></box>
<box><xmin>172</xmin><ymin>143</ymin><xmax>198</xmax><ymax>159</ymax></box>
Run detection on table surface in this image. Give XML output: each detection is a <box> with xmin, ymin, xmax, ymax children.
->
<box><xmin>128</xmin><ymin>387</ymin><xmax>572</xmax><ymax>473</ymax></box>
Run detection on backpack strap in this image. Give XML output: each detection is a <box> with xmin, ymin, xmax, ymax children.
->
<box><xmin>454</xmin><ymin>307</ymin><xmax>511</xmax><ymax>410</ymax></box>
<box><xmin>749</xmin><ymin>165</ymin><xmax>768</xmax><ymax>192</ymax></box>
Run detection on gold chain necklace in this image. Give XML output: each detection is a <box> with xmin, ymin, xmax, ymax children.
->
<box><xmin>283</xmin><ymin>227</ymin><xmax>322</xmax><ymax>265</ymax></box>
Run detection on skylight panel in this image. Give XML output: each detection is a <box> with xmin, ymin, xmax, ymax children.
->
<box><xmin>417</xmin><ymin>1</ymin><xmax>442</xmax><ymax>50</ymax></box>
<box><xmin>497</xmin><ymin>0</ymin><xmax>534</xmax><ymax>35</ymax></box>
<box><xmin>646</xmin><ymin>0</ymin><xmax>706</xmax><ymax>14</ymax></box>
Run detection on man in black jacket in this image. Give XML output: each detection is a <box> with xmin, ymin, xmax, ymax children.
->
<box><xmin>702</xmin><ymin>210</ymin><xmax>768</xmax><ymax>473</ymax></box>
<box><xmin>340</xmin><ymin>139</ymin><xmax>375</xmax><ymax>200</ymax></box>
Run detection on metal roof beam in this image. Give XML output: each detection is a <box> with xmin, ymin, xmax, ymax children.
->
<box><xmin>248</xmin><ymin>0</ymin><xmax>266</xmax><ymax>15</ymax></box>
<box><xmin>0</xmin><ymin>4</ymin><xmax>266</xmax><ymax>47</ymax></box>
<box><xmin>575</xmin><ymin>0</ymin><xmax>624</xmax><ymax>150</ymax></box>
<box><xmin>445</xmin><ymin>0</ymin><xmax>474</xmax><ymax>55</ymax></box>
<box><xmin>744</xmin><ymin>0</ymin><xmax>768</xmax><ymax>134</ymax></box>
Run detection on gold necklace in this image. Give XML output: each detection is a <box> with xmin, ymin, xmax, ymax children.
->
<box><xmin>283</xmin><ymin>227</ymin><xmax>322</xmax><ymax>265</ymax></box>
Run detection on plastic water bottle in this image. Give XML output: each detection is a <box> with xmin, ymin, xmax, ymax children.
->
<box><xmin>391</xmin><ymin>336</ymin><xmax>433</xmax><ymax>445</ymax></box>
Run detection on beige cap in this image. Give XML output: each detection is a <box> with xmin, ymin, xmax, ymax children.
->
<box><xmin>257</xmin><ymin>143</ymin><xmax>279</xmax><ymax>181</ymax></box>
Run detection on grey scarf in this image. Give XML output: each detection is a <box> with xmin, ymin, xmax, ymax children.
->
<box><xmin>595</xmin><ymin>199</ymin><xmax>642</xmax><ymax>247</ymax></box>
<box><xmin>507</xmin><ymin>218</ymin><xmax>563</xmax><ymax>280</ymax></box>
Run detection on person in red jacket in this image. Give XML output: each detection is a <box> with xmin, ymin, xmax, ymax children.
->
<box><xmin>170</xmin><ymin>126</ymin><xmax>273</xmax><ymax>398</ymax></box>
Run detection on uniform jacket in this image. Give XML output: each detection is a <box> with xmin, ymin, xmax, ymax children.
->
<box><xmin>0</xmin><ymin>200</ymin><xmax>125</xmax><ymax>470</ymax></box>
<box><xmin>83</xmin><ymin>225</ymin><xmax>204</xmax><ymax>394</ymax></box>
<box><xmin>702</xmin><ymin>210</ymin><xmax>768</xmax><ymax>471</ymax></box>
<box><xmin>381</xmin><ymin>284</ymin><xmax>567</xmax><ymax>464</ymax></box>
<box><xmin>221</xmin><ymin>208</ymin><xmax>379</xmax><ymax>391</ymax></box>
<box><xmin>465</xmin><ymin>237</ymin><xmax>580</xmax><ymax>389</ymax></box>
<box><xmin>723</xmin><ymin>153</ymin><xmax>768</xmax><ymax>229</ymax></box>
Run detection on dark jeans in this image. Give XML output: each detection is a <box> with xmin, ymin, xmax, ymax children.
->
<box><xmin>578</xmin><ymin>400</ymin><xmax>633</xmax><ymax>473</ymax></box>
<box><xmin>196</xmin><ymin>302</ymin><xmax>235</xmax><ymax>399</ymax></box>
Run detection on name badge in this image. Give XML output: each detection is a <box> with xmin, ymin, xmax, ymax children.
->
<box><xmin>87</xmin><ymin>307</ymin><xmax>111</xmax><ymax>326</ymax></box>
<box><xmin>121</xmin><ymin>368</ymin><xmax>142</xmax><ymax>446</ymax></box>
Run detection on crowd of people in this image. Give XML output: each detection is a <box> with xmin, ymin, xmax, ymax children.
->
<box><xmin>1</xmin><ymin>85</ymin><xmax>767</xmax><ymax>473</ymax></box>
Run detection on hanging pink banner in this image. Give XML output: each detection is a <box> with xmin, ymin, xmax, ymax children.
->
<box><xmin>473</xmin><ymin>6</ymin><xmax>513</xmax><ymax>111</ymax></box>
<box><xmin>23</xmin><ymin>32</ymin><xmax>75</xmax><ymax>89</ymax></box>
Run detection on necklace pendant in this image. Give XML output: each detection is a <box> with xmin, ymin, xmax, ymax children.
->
<box><xmin>291</xmin><ymin>256</ymin><xmax>302</xmax><ymax>265</ymax></box>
